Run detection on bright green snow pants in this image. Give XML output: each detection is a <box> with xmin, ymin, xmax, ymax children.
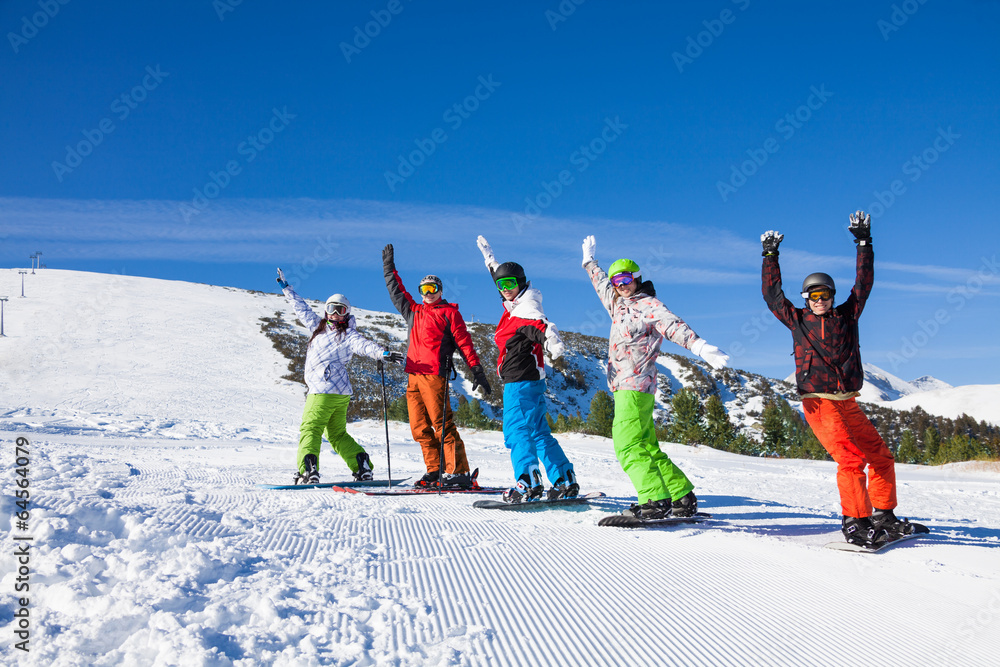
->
<box><xmin>297</xmin><ymin>393</ymin><xmax>370</xmax><ymax>475</ymax></box>
<box><xmin>612</xmin><ymin>390</ymin><xmax>693</xmax><ymax>504</ymax></box>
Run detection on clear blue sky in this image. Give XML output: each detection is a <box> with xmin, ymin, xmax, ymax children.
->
<box><xmin>2</xmin><ymin>0</ymin><xmax>998</xmax><ymax>386</ymax></box>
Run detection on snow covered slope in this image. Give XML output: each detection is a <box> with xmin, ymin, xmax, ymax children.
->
<box><xmin>2</xmin><ymin>269</ymin><xmax>999</xmax><ymax>665</ymax></box>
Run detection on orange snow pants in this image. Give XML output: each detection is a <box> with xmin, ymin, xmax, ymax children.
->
<box><xmin>407</xmin><ymin>374</ymin><xmax>470</xmax><ymax>475</ymax></box>
<box><xmin>802</xmin><ymin>397</ymin><xmax>897</xmax><ymax>518</ymax></box>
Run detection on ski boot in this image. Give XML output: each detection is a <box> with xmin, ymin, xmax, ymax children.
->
<box><xmin>842</xmin><ymin>516</ymin><xmax>891</xmax><ymax>548</ymax></box>
<box><xmin>440</xmin><ymin>472</ymin><xmax>473</xmax><ymax>489</ymax></box>
<box><xmin>294</xmin><ymin>454</ymin><xmax>320</xmax><ymax>485</ymax></box>
<box><xmin>353</xmin><ymin>452</ymin><xmax>374</xmax><ymax>482</ymax></box>
<box><xmin>871</xmin><ymin>508</ymin><xmax>929</xmax><ymax>538</ymax></box>
<box><xmin>415</xmin><ymin>470</ymin><xmax>440</xmax><ymax>488</ymax></box>
<box><xmin>504</xmin><ymin>473</ymin><xmax>543</xmax><ymax>504</ymax></box>
<box><xmin>670</xmin><ymin>491</ymin><xmax>698</xmax><ymax>518</ymax></box>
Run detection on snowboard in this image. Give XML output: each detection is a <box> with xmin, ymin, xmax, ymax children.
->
<box><xmin>257</xmin><ymin>478</ymin><xmax>409</xmax><ymax>490</ymax></box>
<box><xmin>597</xmin><ymin>511</ymin><xmax>713</xmax><ymax>528</ymax></box>
<box><xmin>472</xmin><ymin>491</ymin><xmax>606</xmax><ymax>510</ymax></box>
<box><xmin>825</xmin><ymin>531</ymin><xmax>930</xmax><ymax>554</ymax></box>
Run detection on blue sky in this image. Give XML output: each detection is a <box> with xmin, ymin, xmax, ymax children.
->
<box><xmin>2</xmin><ymin>0</ymin><xmax>998</xmax><ymax>386</ymax></box>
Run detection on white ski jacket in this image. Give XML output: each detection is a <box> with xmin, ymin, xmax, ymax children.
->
<box><xmin>585</xmin><ymin>260</ymin><xmax>701</xmax><ymax>394</ymax></box>
<box><xmin>283</xmin><ymin>286</ymin><xmax>384</xmax><ymax>395</ymax></box>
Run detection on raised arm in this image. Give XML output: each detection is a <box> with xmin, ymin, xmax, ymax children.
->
<box><xmin>476</xmin><ymin>235</ymin><xmax>500</xmax><ymax>282</ymax></box>
<box><xmin>760</xmin><ymin>230</ymin><xmax>797</xmax><ymax>331</ymax></box>
<box><xmin>382</xmin><ymin>244</ymin><xmax>416</xmax><ymax>319</ymax></box>
<box><xmin>845</xmin><ymin>210</ymin><xmax>874</xmax><ymax>319</ymax></box>
<box><xmin>277</xmin><ymin>269</ymin><xmax>323</xmax><ymax>330</ymax></box>
<box><xmin>581</xmin><ymin>235</ymin><xmax>616</xmax><ymax>315</ymax></box>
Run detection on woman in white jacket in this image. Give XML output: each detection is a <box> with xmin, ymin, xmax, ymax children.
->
<box><xmin>581</xmin><ymin>236</ymin><xmax>729</xmax><ymax>520</ymax></box>
<box><xmin>277</xmin><ymin>269</ymin><xmax>403</xmax><ymax>485</ymax></box>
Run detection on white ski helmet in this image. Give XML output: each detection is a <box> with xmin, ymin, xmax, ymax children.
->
<box><xmin>325</xmin><ymin>294</ymin><xmax>351</xmax><ymax>316</ymax></box>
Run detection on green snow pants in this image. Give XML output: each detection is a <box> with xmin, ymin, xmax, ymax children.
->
<box><xmin>297</xmin><ymin>393</ymin><xmax>370</xmax><ymax>475</ymax></box>
<box><xmin>612</xmin><ymin>390</ymin><xmax>694</xmax><ymax>504</ymax></box>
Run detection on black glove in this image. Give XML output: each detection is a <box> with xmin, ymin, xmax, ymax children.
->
<box><xmin>760</xmin><ymin>230</ymin><xmax>784</xmax><ymax>257</ymax></box>
<box><xmin>848</xmin><ymin>210</ymin><xmax>871</xmax><ymax>246</ymax></box>
<box><xmin>382</xmin><ymin>244</ymin><xmax>395</xmax><ymax>271</ymax></box>
<box><xmin>470</xmin><ymin>365</ymin><xmax>492</xmax><ymax>396</ymax></box>
<box><xmin>382</xmin><ymin>350</ymin><xmax>405</xmax><ymax>364</ymax></box>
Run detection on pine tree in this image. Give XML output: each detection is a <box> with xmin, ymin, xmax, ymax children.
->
<box><xmin>760</xmin><ymin>399</ymin><xmax>786</xmax><ymax>455</ymax></box>
<box><xmin>703</xmin><ymin>394</ymin><xmax>734</xmax><ymax>451</ymax></box>
<box><xmin>587</xmin><ymin>390</ymin><xmax>615</xmax><ymax>437</ymax></box>
<box><xmin>923</xmin><ymin>426</ymin><xmax>941</xmax><ymax>463</ymax></box>
<box><xmin>668</xmin><ymin>388</ymin><xmax>703</xmax><ymax>444</ymax></box>
<box><xmin>896</xmin><ymin>429</ymin><xmax>920</xmax><ymax>464</ymax></box>
<box><xmin>386</xmin><ymin>395</ymin><xmax>409</xmax><ymax>423</ymax></box>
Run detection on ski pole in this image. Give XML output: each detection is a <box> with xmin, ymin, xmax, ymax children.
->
<box><xmin>379</xmin><ymin>360</ymin><xmax>392</xmax><ymax>487</ymax></box>
<box><xmin>438</xmin><ymin>356</ymin><xmax>455</xmax><ymax>496</ymax></box>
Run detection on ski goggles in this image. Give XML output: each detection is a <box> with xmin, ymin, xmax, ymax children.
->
<box><xmin>610</xmin><ymin>272</ymin><xmax>636</xmax><ymax>286</ymax></box>
<box><xmin>418</xmin><ymin>283</ymin><xmax>440</xmax><ymax>296</ymax></box>
<box><xmin>805</xmin><ymin>289</ymin><xmax>834</xmax><ymax>302</ymax></box>
<box><xmin>325</xmin><ymin>303</ymin><xmax>348</xmax><ymax>315</ymax></box>
<box><xmin>495</xmin><ymin>277</ymin><xmax>519</xmax><ymax>291</ymax></box>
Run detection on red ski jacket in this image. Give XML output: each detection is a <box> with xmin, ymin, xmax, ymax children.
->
<box><xmin>493</xmin><ymin>288</ymin><xmax>549</xmax><ymax>383</ymax></box>
<box><xmin>762</xmin><ymin>245</ymin><xmax>874</xmax><ymax>395</ymax></box>
<box><xmin>384</xmin><ymin>269</ymin><xmax>482</xmax><ymax>376</ymax></box>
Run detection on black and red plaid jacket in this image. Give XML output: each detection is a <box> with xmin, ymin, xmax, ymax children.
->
<box><xmin>762</xmin><ymin>245</ymin><xmax>874</xmax><ymax>395</ymax></box>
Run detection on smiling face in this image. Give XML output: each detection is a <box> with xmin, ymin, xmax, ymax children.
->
<box><xmin>805</xmin><ymin>287</ymin><xmax>834</xmax><ymax>315</ymax></box>
<box><xmin>614</xmin><ymin>281</ymin><xmax>638</xmax><ymax>298</ymax></box>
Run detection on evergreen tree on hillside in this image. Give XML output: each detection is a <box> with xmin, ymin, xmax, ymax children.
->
<box><xmin>703</xmin><ymin>394</ymin><xmax>734</xmax><ymax>450</ymax></box>
<box><xmin>668</xmin><ymin>388</ymin><xmax>704</xmax><ymax>444</ymax></box>
<box><xmin>923</xmin><ymin>426</ymin><xmax>941</xmax><ymax>463</ymax></box>
<box><xmin>760</xmin><ymin>399</ymin><xmax>786</xmax><ymax>455</ymax></box>
<box><xmin>896</xmin><ymin>429</ymin><xmax>920</xmax><ymax>464</ymax></box>
<box><xmin>587</xmin><ymin>391</ymin><xmax>615</xmax><ymax>437</ymax></box>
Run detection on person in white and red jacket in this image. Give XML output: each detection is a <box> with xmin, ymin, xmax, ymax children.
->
<box><xmin>476</xmin><ymin>236</ymin><xmax>578</xmax><ymax>503</ymax></box>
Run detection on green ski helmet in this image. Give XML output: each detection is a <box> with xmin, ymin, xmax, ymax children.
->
<box><xmin>608</xmin><ymin>258</ymin><xmax>641</xmax><ymax>281</ymax></box>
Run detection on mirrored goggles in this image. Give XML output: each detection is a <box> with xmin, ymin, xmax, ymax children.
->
<box><xmin>419</xmin><ymin>283</ymin><xmax>440</xmax><ymax>296</ymax></box>
<box><xmin>325</xmin><ymin>303</ymin><xmax>348</xmax><ymax>316</ymax></box>
<box><xmin>806</xmin><ymin>289</ymin><xmax>833</xmax><ymax>302</ymax></box>
<box><xmin>610</xmin><ymin>272</ymin><xmax>636</xmax><ymax>286</ymax></box>
<box><xmin>495</xmin><ymin>277</ymin><xmax>519</xmax><ymax>291</ymax></box>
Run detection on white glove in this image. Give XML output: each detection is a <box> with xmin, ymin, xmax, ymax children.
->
<box><xmin>544</xmin><ymin>322</ymin><xmax>565</xmax><ymax>360</ymax></box>
<box><xmin>691</xmin><ymin>338</ymin><xmax>729</xmax><ymax>370</ymax></box>
<box><xmin>276</xmin><ymin>267</ymin><xmax>289</xmax><ymax>289</ymax></box>
<box><xmin>477</xmin><ymin>235</ymin><xmax>499</xmax><ymax>270</ymax></box>
<box><xmin>582</xmin><ymin>235</ymin><xmax>596</xmax><ymax>267</ymax></box>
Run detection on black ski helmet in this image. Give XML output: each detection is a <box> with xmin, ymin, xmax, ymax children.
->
<box><xmin>801</xmin><ymin>272</ymin><xmax>836</xmax><ymax>298</ymax></box>
<box><xmin>494</xmin><ymin>262</ymin><xmax>527</xmax><ymax>290</ymax></box>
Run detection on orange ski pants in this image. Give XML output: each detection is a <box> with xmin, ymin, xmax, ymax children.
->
<box><xmin>802</xmin><ymin>397</ymin><xmax>897</xmax><ymax>518</ymax></box>
<box><xmin>407</xmin><ymin>374</ymin><xmax>470</xmax><ymax>475</ymax></box>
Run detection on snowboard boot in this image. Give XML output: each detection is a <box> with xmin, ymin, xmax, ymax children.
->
<box><xmin>440</xmin><ymin>472</ymin><xmax>473</xmax><ymax>489</ymax></box>
<box><xmin>415</xmin><ymin>470</ymin><xmax>440</xmax><ymax>488</ymax></box>
<box><xmin>353</xmin><ymin>452</ymin><xmax>374</xmax><ymax>482</ymax></box>
<box><xmin>504</xmin><ymin>473</ymin><xmax>543</xmax><ymax>504</ymax></box>
<box><xmin>547</xmin><ymin>469</ymin><xmax>580</xmax><ymax>500</ymax></box>
<box><xmin>295</xmin><ymin>454</ymin><xmax>320</xmax><ymax>485</ymax></box>
<box><xmin>623</xmin><ymin>499</ymin><xmax>672</xmax><ymax>520</ymax></box>
<box><xmin>871</xmin><ymin>508</ymin><xmax>928</xmax><ymax>538</ymax></box>
<box><xmin>842</xmin><ymin>516</ymin><xmax>891</xmax><ymax>548</ymax></box>
<box><xmin>670</xmin><ymin>491</ymin><xmax>698</xmax><ymax>518</ymax></box>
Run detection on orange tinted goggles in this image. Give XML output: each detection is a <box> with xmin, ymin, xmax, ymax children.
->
<box><xmin>807</xmin><ymin>290</ymin><xmax>833</xmax><ymax>302</ymax></box>
<box><xmin>419</xmin><ymin>283</ymin><xmax>440</xmax><ymax>295</ymax></box>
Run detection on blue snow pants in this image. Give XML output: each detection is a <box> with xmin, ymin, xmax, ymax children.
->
<box><xmin>502</xmin><ymin>379</ymin><xmax>573</xmax><ymax>485</ymax></box>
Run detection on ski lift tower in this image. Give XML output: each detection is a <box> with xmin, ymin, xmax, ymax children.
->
<box><xmin>35</xmin><ymin>251</ymin><xmax>43</xmax><ymax>269</ymax></box>
<box><xmin>29</xmin><ymin>254</ymin><xmax>37</xmax><ymax>274</ymax></box>
<box><xmin>0</xmin><ymin>297</ymin><xmax>8</xmax><ymax>337</ymax></box>
<box><xmin>19</xmin><ymin>270</ymin><xmax>27</xmax><ymax>297</ymax></box>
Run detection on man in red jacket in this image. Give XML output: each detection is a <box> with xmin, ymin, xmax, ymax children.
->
<box><xmin>762</xmin><ymin>210</ymin><xmax>927</xmax><ymax>547</ymax></box>
<box><xmin>383</xmin><ymin>244</ymin><xmax>492</xmax><ymax>488</ymax></box>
